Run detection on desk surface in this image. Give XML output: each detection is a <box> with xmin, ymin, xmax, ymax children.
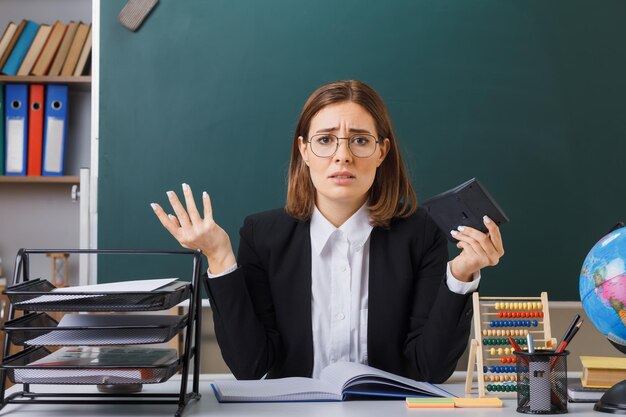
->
<box><xmin>0</xmin><ymin>373</ymin><xmax>600</xmax><ymax>417</ymax></box>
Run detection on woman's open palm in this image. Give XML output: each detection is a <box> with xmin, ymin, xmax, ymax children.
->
<box><xmin>151</xmin><ymin>183</ymin><xmax>236</xmax><ymax>274</ymax></box>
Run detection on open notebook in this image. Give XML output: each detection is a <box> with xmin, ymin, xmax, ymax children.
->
<box><xmin>212</xmin><ymin>362</ymin><xmax>453</xmax><ymax>402</ymax></box>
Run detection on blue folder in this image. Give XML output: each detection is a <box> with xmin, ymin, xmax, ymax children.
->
<box><xmin>4</xmin><ymin>84</ymin><xmax>28</xmax><ymax>176</ymax></box>
<box><xmin>1</xmin><ymin>21</ymin><xmax>40</xmax><ymax>76</ymax></box>
<box><xmin>42</xmin><ymin>84</ymin><xmax>68</xmax><ymax>176</ymax></box>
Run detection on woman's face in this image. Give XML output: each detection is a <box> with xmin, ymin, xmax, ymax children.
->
<box><xmin>298</xmin><ymin>101</ymin><xmax>389</xmax><ymax>210</ymax></box>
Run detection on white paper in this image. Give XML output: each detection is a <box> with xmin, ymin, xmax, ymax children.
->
<box><xmin>57</xmin><ymin>313</ymin><xmax>181</xmax><ymax>326</ymax></box>
<box><xmin>211</xmin><ymin>362</ymin><xmax>452</xmax><ymax>402</ymax></box>
<box><xmin>17</xmin><ymin>278</ymin><xmax>178</xmax><ymax>305</ymax></box>
<box><xmin>50</xmin><ymin>278</ymin><xmax>177</xmax><ymax>293</ymax></box>
<box><xmin>43</xmin><ymin>117</ymin><xmax>65</xmax><ymax>173</ymax></box>
<box><xmin>25</xmin><ymin>314</ymin><xmax>183</xmax><ymax>345</ymax></box>
<box><xmin>321</xmin><ymin>362</ymin><xmax>452</xmax><ymax>398</ymax></box>
<box><xmin>213</xmin><ymin>377</ymin><xmax>338</xmax><ymax>402</ymax></box>
<box><xmin>6</xmin><ymin>118</ymin><xmax>25</xmax><ymax>173</ymax></box>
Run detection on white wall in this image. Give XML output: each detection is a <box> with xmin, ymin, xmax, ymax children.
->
<box><xmin>0</xmin><ymin>0</ymin><xmax>92</xmax><ymax>284</ymax></box>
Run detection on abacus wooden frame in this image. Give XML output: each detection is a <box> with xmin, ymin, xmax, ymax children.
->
<box><xmin>465</xmin><ymin>292</ymin><xmax>555</xmax><ymax>397</ymax></box>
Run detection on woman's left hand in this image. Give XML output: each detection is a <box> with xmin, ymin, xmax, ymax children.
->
<box><xmin>449</xmin><ymin>216</ymin><xmax>504</xmax><ymax>281</ymax></box>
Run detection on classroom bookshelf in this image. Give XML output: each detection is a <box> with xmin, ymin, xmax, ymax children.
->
<box><xmin>0</xmin><ymin>0</ymin><xmax>94</xmax><ymax>289</ymax></box>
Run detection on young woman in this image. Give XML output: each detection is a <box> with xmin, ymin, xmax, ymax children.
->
<box><xmin>151</xmin><ymin>80</ymin><xmax>504</xmax><ymax>383</ymax></box>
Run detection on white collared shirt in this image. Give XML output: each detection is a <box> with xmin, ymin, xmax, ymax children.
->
<box><xmin>208</xmin><ymin>206</ymin><xmax>480</xmax><ymax>379</ymax></box>
<box><xmin>309</xmin><ymin>204</ymin><xmax>373</xmax><ymax>379</ymax></box>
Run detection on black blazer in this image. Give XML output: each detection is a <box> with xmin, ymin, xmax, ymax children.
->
<box><xmin>204</xmin><ymin>207</ymin><xmax>474</xmax><ymax>383</ymax></box>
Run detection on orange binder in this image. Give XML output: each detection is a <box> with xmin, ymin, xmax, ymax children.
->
<box><xmin>27</xmin><ymin>84</ymin><xmax>44</xmax><ymax>176</ymax></box>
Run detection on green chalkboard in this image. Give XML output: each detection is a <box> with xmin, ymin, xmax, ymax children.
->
<box><xmin>99</xmin><ymin>0</ymin><xmax>626</xmax><ymax>300</ymax></box>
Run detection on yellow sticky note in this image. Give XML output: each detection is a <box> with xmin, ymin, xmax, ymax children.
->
<box><xmin>453</xmin><ymin>397</ymin><xmax>503</xmax><ymax>408</ymax></box>
<box><xmin>406</xmin><ymin>397</ymin><xmax>455</xmax><ymax>408</ymax></box>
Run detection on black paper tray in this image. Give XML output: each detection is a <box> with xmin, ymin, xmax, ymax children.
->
<box><xmin>4</xmin><ymin>279</ymin><xmax>191</xmax><ymax>311</ymax></box>
<box><xmin>1</xmin><ymin>346</ymin><xmax>182</xmax><ymax>385</ymax></box>
<box><xmin>3</xmin><ymin>312</ymin><xmax>188</xmax><ymax>346</ymax></box>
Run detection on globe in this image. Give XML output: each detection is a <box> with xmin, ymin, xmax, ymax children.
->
<box><xmin>579</xmin><ymin>225</ymin><xmax>626</xmax><ymax>413</ymax></box>
<box><xmin>579</xmin><ymin>226</ymin><xmax>626</xmax><ymax>354</ymax></box>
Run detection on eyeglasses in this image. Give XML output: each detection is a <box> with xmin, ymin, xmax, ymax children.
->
<box><xmin>307</xmin><ymin>133</ymin><xmax>380</xmax><ymax>158</ymax></box>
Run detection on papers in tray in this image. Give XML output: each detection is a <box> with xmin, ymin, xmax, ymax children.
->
<box><xmin>13</xmin><ymin>346</ymin><xmax>178</xmax><ymax>383</ymax></box>
<box><xmin>29</xmin><ymin>346</ymin><xmax>178</xmax><ymax>367</ymax></box>
<box><xmin>16</xmin><ymin>278</ymin><xmax>178</xmax><ymax>305</ymax></box>
<box><xmin>212</xmin><ymin>362</ymin><xmax>453</xmax><ymax>402</ymax></box>
<box><xmin>24</xmin><ymin>313</ymin><xmax>184</xmax><ymax>345</ymax></box>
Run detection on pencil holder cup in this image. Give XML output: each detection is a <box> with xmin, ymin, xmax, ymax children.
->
<box><xmin>514</xmin><ymin>350</ymin><xmax>569</xmax><ymax>414</ymax></box>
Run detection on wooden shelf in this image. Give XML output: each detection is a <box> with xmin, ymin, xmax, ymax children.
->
<box><xmin>0</xmin><ymin>176</ymin><xmax>79</xmax><ymax>184</ymax></box>
<box><xmin>0</xmin><ymin>76</ymin><xmax>91</xmax><ymax>91</ymax></box>
<box><xmin>0</xmin><ymin>75</ymin><xmax>90</xmax><ymax>84</ymax></box>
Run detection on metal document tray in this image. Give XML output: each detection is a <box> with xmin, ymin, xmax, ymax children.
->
<box><xmin>2</xmin><ymin>346</ymin><xmax>182</xmax><ymax>385</ymax></box>
<box><xmin>3</xmin><ymin>312</ymin><xmax>188</xmax><ymax>346</ymax></box>
<box><xmin>4</xmin><ymin>279</ymin><xmax>191</xmax><ymax>311</ymax></box>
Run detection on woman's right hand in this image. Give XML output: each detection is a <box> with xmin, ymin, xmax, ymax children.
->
<box><xmin>151</xmin><ymin>183</ymin><xmax>237</xmax><ymax>275</ymax></box>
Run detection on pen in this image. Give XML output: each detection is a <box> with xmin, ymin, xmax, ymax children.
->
<box><xmin>561</xmin><ymin>319</ymin><xmax>583</xmax><ymax>350</ymax></box>
<box><xmin>555</xmin><ymin>314</ymin><xmax>580</xmax><ymax>354</ymax></box>
<box><xmin>526</xmin><ymin>334</ymin><xmax>535</xmax><ymax>353</ymax></box>
<box><xmin>551</xmin><ymin>319</ymin><xmax>583</xmax><ymax>369</ymax></box>
<box><xmin>555</xmin><ymin>319</ymin><xmax>583</xmax><ymax>353</ymax></box>
<box><xmin>508</xmin><ymin>336</ymin><xmax>522</xmax><ymax>352</ymax></box>
<box><xmin>508</xmin><ymin>336</ymin><xmax>528</xmax><ymax>366</ymax></box>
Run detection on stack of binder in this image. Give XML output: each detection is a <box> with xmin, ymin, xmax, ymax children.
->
<box><xmin>2</xmin><ymin>83</ymin><xmax>68</xmax><ymax>176</ymax></box>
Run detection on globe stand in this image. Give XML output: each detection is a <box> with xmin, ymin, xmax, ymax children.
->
<box><xmin>594</xmin><ymin>379</ymin><xmax>626</xmax><ymax>414</ymax></box>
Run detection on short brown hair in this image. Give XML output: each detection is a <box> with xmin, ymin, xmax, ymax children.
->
<box><xmin>285</xmin><ymin>80</ymin><xmax>416</xmax><ymax>228</ymax></box>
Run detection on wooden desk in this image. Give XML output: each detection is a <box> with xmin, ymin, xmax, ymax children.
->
<box><xmin>0</xmin><ymin>373</ymin><xmax>602</xmax><ymax>417</ymax></box>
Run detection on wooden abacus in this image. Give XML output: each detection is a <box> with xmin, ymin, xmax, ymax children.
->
<box><xmin>465</xmin><ymin>292</ymin><xmax>556</xmax><ymax>397</ymax></box>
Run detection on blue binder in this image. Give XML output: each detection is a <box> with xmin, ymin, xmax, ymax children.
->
<box><xmin>1</xmin><ymin>21</ymin><xmax>40</xmax><ymax>76</ymax></box>
<box><xmin>42</xmin><ymin>84</ymin><xmax>68</xmax><ymax>176</ymax></box>
<box><xmin>4</xmin><ymin>84</ymin><xmax>28</xmax><ymax>176</ymax></box>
